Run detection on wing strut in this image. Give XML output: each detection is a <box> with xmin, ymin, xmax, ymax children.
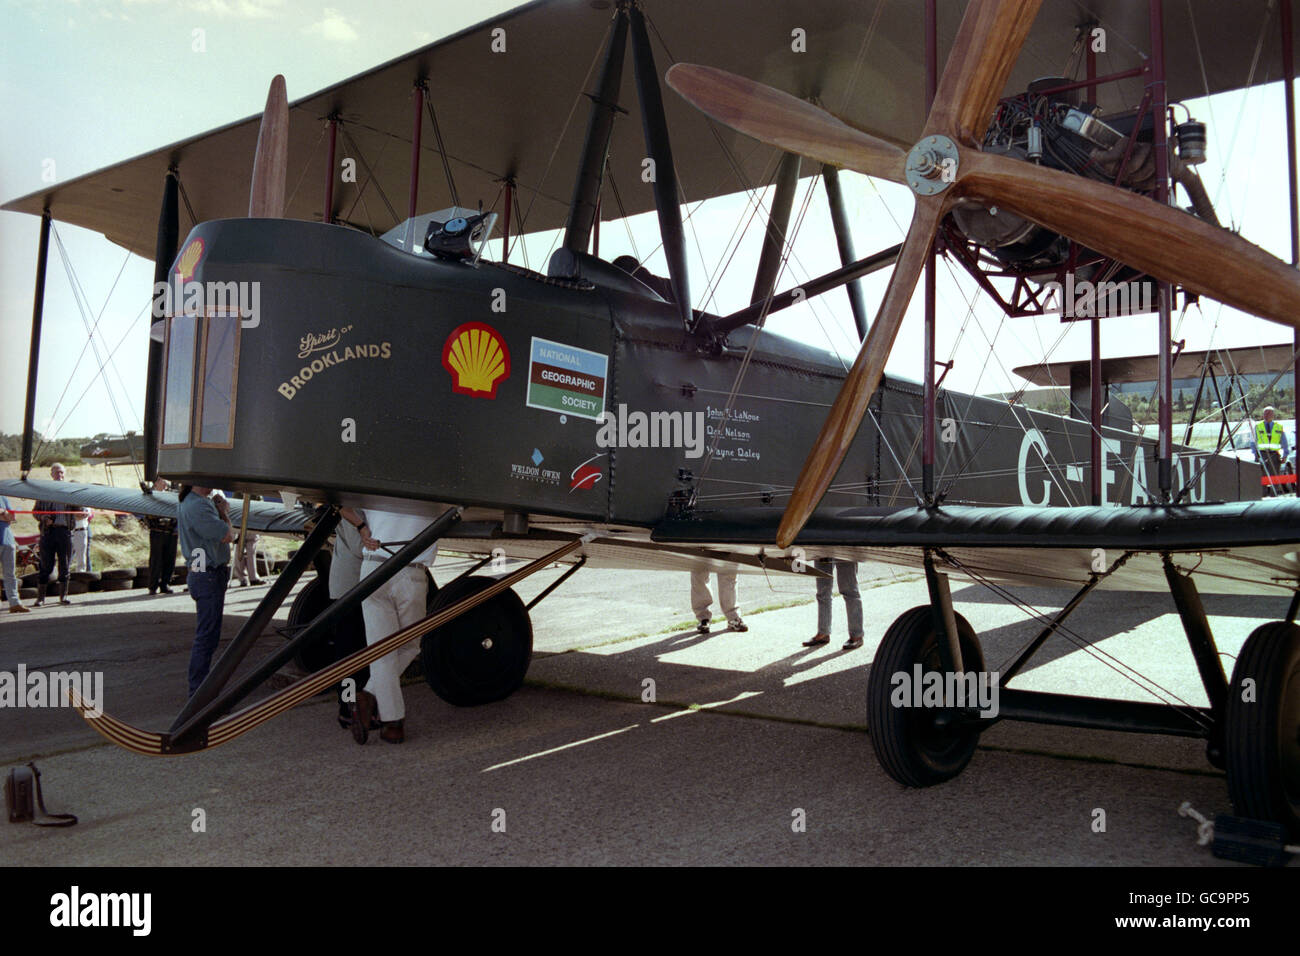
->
<box><xmin>749</xmin><ymin>151</ymin><xmax>802</xmax><ymax>314</ymax></box>
<box><xmin>561</xmin><ymin>7</ymin><xmax>628</xmax><ymax>258</ymax></box>
<box><xmin>19</xmin><ymin>210</ymin><xmax>51</xmax><ymax>478</ymax></box>
<box><xmin>702</xmin><ymin>242</ymin><xmax>901</xmax><ymax>336</ymax></box>
<box><xmin>822</xmin><ymin>164</ymin><xmax>869</xmax><ymax>341</ymax></box>
<box><xmin>628</xmin><ymin>4</ymin><xmax>693</xmax><ymax>332</ymax></box>
<box><xmin>143</xmin><ymin>169</ymin><xmax>178</xmax><ymax>485</ymax></box>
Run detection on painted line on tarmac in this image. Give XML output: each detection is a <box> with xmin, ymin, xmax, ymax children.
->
<box><xmin>650</xmin><ymin>690</ymin><xmax>763</xmax><ymax>722</ymax></box>
<box><xmin>482</xmin><ymin>723</ymin><xmax>640</xmax><ymax>772</ymax></box>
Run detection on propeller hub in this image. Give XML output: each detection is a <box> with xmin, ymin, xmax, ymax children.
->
<box><xmin>906</xmin><ymin>135</ymin><xmax>960</xmax><ymax>196</ymax></box>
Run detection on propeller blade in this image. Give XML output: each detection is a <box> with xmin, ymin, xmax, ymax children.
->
<box><xmin>665</xmin><ymin>63</ymin><xmax>907</xmax><ymax>183</ymax></box>
<box><xmin>924</xmin><ymin>0</ymin><xmax>1043</xmax><ymax>144</ymax></box>
<box><xmin>959</xmin><ymin>148</ymin><xmax>1300</xmax><ymax>331</ymax></box>
<box><xmin>248</xmin><ymin>75</ymin><xmax>289</xmax><ymax>218</ymax></box>
<box><xmin>776</xmin><ymin>198</ymin><xmax>949</xmax><ymax>548</ymax></box>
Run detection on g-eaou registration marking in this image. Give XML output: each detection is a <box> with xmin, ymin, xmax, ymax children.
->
<box><xmin>526</xmin><ymin>337</ymin><xmax>608</xmax><ymax>421</ymax></box>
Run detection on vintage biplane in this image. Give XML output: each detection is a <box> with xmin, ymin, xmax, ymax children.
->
<box><xmin>5</xmin><ymin>0</ymin><xmax>1300</xmax><ymax>839</ymax></box>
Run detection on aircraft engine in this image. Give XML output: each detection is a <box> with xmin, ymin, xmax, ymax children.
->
<box><xmin>950</xmin><ymin>77</ymin><xmax>1216</xmax><ymax>275</ymax></box>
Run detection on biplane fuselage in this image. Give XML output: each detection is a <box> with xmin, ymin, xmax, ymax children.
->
<box><xmin>8</xmin><ymin>0</ymin><xmax>1300</xmax><ymax>845</ymax></box>
<box><xmin>155</xmin><ymin>216</ymin><xmax>1256</xmax><ymax>528</ymax></box>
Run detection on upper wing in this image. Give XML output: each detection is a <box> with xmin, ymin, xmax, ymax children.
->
<box><xmin>0</xmin><ymin>479</ymin><xmax>312</xmax><ymax>536</ymax></box>
<box><xmin>4</xmin><ymin>0</ymin><xmax>1288</xmax><ymax>256</ymax></box>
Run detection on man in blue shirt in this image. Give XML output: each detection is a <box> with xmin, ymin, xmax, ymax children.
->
<box><xmin>177</xmin><ymin>484</ymin><xmax>235</xmax><ymax>696</ymax></box>
<box><xmin>0</xmin><ymin>495</ymin><xmax>30</xmax><ymax>613</ymax></box>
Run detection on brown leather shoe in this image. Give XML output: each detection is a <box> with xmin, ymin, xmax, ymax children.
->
<box><xmin>379</xmin><ymin>720</ymin><xmax>404</xmax><ymax>744</ymax></box>
<box><xmin>351</xmin><ymin>690</ymin><xmax>377</xmax><ymax>745</ymax></box>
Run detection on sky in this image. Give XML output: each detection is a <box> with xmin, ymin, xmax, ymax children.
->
<box><xmin>1</xmin><ymin>0</ymin><xmax>1297</xmax><ymax>441</ymax></box>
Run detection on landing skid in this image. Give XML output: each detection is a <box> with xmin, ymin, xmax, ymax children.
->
<box><xmin>66</xmin><ymin>510</ymin><xmax>588</xmax><ymax>756</ymax></box>
<box><xmin>865</xmin><ymin>548</ymin><xmax>1300</xmax><ymax>840</ymax></box>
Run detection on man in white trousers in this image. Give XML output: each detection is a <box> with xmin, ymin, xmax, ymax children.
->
<box><xmin>231</xmin><ymin>529</ymin><xmax>264</xmax><ymax>586</ymax></box>
<box><xmin>71</xmin><ymin>508</ymin><xmax>92</xmax><ymax>572</ymax></box>
<box><xmin>690</xmin><ymin>567</ymin><xmax>746</xmax><ymax>634</ymax></box>
<box><xmin>332</xmin><ymin>508</ymin><xmax>368</xmax><ymax>730</ymax></box>
<box><xmin>346</xmin><ymin>508</ymin><xmax>437</xmax><ymax>744</ymax></box>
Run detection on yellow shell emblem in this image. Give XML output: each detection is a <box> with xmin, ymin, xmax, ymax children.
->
<box><xmin>442</xmin><ymin>322</ymin><xmax>510</xmax><ymax>398</ymax></box>
<box><xmin>176</xmin><ymin>238</ymin><xmax>204</xmax><ymax>283</ymax></box>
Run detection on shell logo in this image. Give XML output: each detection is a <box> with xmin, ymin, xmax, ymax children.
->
<box><xmin>441</xmin><ymin>322</ymin><xmax>510</xmax><ymax>398</ymax></box>
<box><xmin>176</xmin><ymin>238</ymin><xmax>204</xmax><ymax>283</ymax></box>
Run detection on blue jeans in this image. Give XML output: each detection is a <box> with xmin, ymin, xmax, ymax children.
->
<box><xmin>1</xmin><ymin>543</ymin><xmax>18</xmax><ymax>607</ymax></box>
<box><xmin>187</xmin><ymin>568</ymin><xmax>228</xmax><ymax>695</ymax></box>
<box><xmin>815</xmin><ymin>559</ymin><xmax>863</xmax><ymax>638</ymax></box>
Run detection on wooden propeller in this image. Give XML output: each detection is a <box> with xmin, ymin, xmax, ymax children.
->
<box><xmin>667</xmin><ymin>0</ymin><xmax>1300</xmax><ymax>547</ymax></box>
<box><xmin>248</xmin><ymin>75</ymin><xmax>289</xmax><ymax>218</ymax></box>
<box><xmin>665</xmin><ymin>64</ymin><xmax>907</xmax><ymax>183</ymax></box>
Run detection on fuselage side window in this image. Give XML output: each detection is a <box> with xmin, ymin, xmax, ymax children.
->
<box><xmin>197</xmin><ymin>312</ymin><xmax>240</xmax><ymax>447</ymax></box>
<box><xmin>162</xmin><ymin>313</ymin><xmax>198</xmax><ymax>447</ymax></box>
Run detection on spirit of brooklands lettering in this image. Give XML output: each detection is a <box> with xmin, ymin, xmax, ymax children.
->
<box><xmin>298</xmin><ymin>325</ymin><xmax>352</xmax><ymax>359</ymax></box>
<box><xmin>277</xmin><ymin>342</ymin><xmax>392</xmax><ymax>400</ymax></box>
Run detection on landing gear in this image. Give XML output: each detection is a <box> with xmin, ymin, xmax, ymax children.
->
<box><xmin>286</xmin><ymin>570</ymin><xmax>438</xmax><ymax>724</ymax></box>
<box><xmin>421</xmin><ymin>575</ymin><xmax>532</xmax><ymax>707</ymax></box>
<box><xmin>1224</xmin><ymin>621</ymin><xmax>1300</xmax><ymax>838</ymax></box>
<box><xmin>866</xmin><ymin>605</ymin><xmax>986</xmax><ymax>787</ymax></box>
<box><xmin>287</xmin><ymin>576</ymin><xmax>365</xmax><ymax>674</ymax></box>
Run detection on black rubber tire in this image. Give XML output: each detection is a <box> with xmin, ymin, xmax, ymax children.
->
<box><xmin>19</xmin><ymin>588</ymin><xmax>37</xmax><ymax>600</ymax></box>
<box><xmin>65</xmin><ymin>580</ymin><xmax>89</xmax><ymax>595</ymax></box>
<box><xmin>288</xmin><ymin>569</ymin><xmax>438</xmax><ymax>720</ymax></box>
<box><xmin>100</xmin><ymin>568</ymin><xmax>135</xmax><ymax>581</ymax></box>
<box><xmin>287</xmin><ymin>576</ymin><xmax>368</xmax><ymax>677</ymax></box>
<box><xmin>421</xmin><ymin>576</ymin><xmax>532</xmax><ymax>707</ymax></box>
<box><xmin>99</xmin><ymin>578</ymin><xmax>133</xmax><ymax>592</ymax></box>
<box><xmin>70</xmin><ymin>571</ymin><xmax>100</xmax><ymax>583</ymax></box>
<box><xmin>1224</xmin><ymin>620</ymin><xmax>1300</xmax><ymax>837</ymax></box>
<box><xmin>20</xmin><ymin>572</ymin><xmax>39</xmax><ymax>588</ymax></box>
<box><xmin>867</xmin><ymin>605</ymin><xmax>987</xmax><ymax>787</ymax></box>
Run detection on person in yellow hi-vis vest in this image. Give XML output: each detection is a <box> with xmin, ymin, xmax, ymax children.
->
<box><xmin>1254</xmin><ymin>406</ymin><xmax>1291</xmax><ymax>496</ymax></box>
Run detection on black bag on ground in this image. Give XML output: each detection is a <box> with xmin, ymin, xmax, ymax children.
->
<box><xmin>5</xmin><ymin>762</ymin><xmax>77</xmax><ymax>827</ymax></box>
